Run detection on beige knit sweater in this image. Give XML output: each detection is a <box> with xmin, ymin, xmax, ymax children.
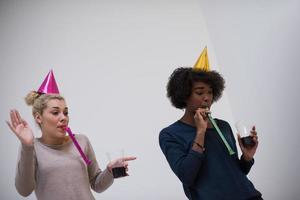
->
<box><xmin>15</xmin><ymin>134</ymin><xmax>114</xmax><ymax>200</ymax></box>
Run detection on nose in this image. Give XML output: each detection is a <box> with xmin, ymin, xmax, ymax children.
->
<box><xmin>59</xmin><ymin>113</ymin><xmax>68</xmax><ymax>123</ymax></box>
<box><xmin>203</xmin><ymin>94</ymin><xmax>209</xmax><ymax>102</ymax></box>
<box><xmin>203</xmin><ymin>93</ymin><xmax>212</xmax><ymax>104</ymax></box>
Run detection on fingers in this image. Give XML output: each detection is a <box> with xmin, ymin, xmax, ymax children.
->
<box><xmin>21</xmin><ymin>119</ymin><xmax>28</xmax><ymax>126</ymax></box>
<box><xmin>237</xmin><ymin>133</ymin><xmax>243</xmax><ymax>147</ymax></box>
<box><xmin>110</xmin><ymin>156</ymin><xmax>136</xmax><ymax>168</ymax></box>
<box><xmin>122</xmin><ymin>156</ymin><xmax>137</xmax><ymax>162</ymax></box>
<box><xmin>196</xmin><ymin>108</ymin><xmax>209</xmax><ymax>117</ymax></box>
<box><xmin>15</xmin><ymin>110</ymin><xmax>21</xmax><ymax>121</ymax></box>
<box><xmin>250</xmin><ymin>126</ymin><xmax>258</xmax><ymax>143</ymax></box>
<box><xmin>108</xmin><ymin>157</ymin><xmax>136</xmax><ymax>178</ymax></box>
<box><xmin>9</xmin><ymin>109</ymin><xmax>27</xmax><ymax>126</ymax></box>
<box><xmin>125</xmin><ymin>165</ymin><xmax>129</xmax><ymax>176</ymax></box>
<box><xmin>122</xmin><ymin>160</ymin><xmax>133</xmax><ymax>177</ymax></box>
<box><xmin>6</xmin><ymin>120</ymin><xmax>15</xmax><ymax>132</ymax></box>
<box><xmin>10</xmin><ymin>110</ymin><xmax>17</xmax><ymax>128</ymax></box>
<box><xmin>194</xmin><ymin>108</ymin><xmax>209</xmax><ymax>122</ymax></box>
<box><xmin>250</xmin><ymin>126</ymin><xmax>257</xmax><ymax>135</ymax></box>
<box><xmin>120</xmin><ymin>156</ymin><xmax>136</xmax><ymax>168</ymax></box>
<box><xmin>10</xmin><ymin>109</ymin><xmax>22</xmax><ymax>128</ymax></box>
<box><xmin>252</xmin><ymin>136</ymin><xmax>259</xmax><ymax>146</ymax></box>
<box><xmin>194</xmin><ymin>109</ymin><xmax>202</xmax><ymax>119</ymax></box>
<box><xmin>15</xmin><ymin>110</ymin><xmax>23</xmax><ymax>125</ymax></box>
<box><xmin>13</xmin><ymin>110</ymin><xmax>21</xmax><ymax>125</ymax></box>
<box><xmin>251</xmin><ymin>134</ymin><xmax>258</xmax><ymax>141</ymax></box>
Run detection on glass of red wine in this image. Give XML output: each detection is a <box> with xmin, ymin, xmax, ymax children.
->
<box><xmin>106</xmin><ymin>150</ymin><xmax>127</xmax><ymax>178</ymax></box>
<box><xmin>235</xmin><ymin>120</ymin><xmax>256</xmax><ymax>148</ymax></box>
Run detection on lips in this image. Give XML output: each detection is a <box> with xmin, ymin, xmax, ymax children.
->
<box><xmin>200</xmin><ymin>105</ymin><xmax>210</xmax><ymax>109</ymax></box>
<box><xmin>58</xmin><ymin>125</ymin><xmax>67</xmax><ymax>130</ymax></box>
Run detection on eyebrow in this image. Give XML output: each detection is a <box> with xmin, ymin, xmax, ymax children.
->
<box><xmin>193</xmin><ymin>87</ymin><xmax>212</xmax><ymax>91</ymax></box>
<box><xmin>194</xmin><ymin>87</ymin><xmax>212</xmax><ymax>90</ymax></box>
<box><xmin>194</xmin><ymin>86</ymin><xmax>205</xmax><ymax>90</ymax></box>
<box><xmin>50</xmin><ymin>106</ymin><xmax>68</xmax><ymax>110</ymax></box>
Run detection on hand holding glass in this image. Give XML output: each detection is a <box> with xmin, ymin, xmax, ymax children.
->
<box><xmin>235</xmin><ymin>121</ymin><xmax>256</xmax><ymax>148</ymax></box>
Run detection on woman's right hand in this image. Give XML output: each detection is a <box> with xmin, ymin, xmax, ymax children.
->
<box><xmin>6</xmin><ymin>109</ymin><xmax>34</xmax><ymax>146</ymax></box>
<box><xmin>107</xmin><ymin>156</ymin><xmax>137</xmax><ymax>176</ymax></box>
<box><xmin>194</xmin><ymin>108</ymin><xmax>209</xmax><ymax>133</ymax></box>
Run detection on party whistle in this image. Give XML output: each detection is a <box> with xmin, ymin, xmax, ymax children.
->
<box><xmin>65</xmin><ymin>127</ymin><xmax>92</xmax><ymax>165</ymax></box>
<box><xmin>207</xmin><ymin>113</ymin><xmax>235</xmax><ymax>155</ymax></box>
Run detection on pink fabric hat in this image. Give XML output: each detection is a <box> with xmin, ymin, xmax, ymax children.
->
<box><xmin>37</xmin><ymin>70</ymin><xmax>60</xmax><ymax>94</ymax></box>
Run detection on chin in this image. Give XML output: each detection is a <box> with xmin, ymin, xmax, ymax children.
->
<box><xmin>58</xmin><ymin>130</ymin><xmax>67</xmax><ymax>137</ymax></box>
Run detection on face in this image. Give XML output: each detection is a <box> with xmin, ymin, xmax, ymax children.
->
<box><xmin>185</xmin><ymin>81</ymin><xmax>213</xmax><ymax>113</ymax></box>
<box><xmin>35</xmin><ymin>99</ymin><xmax>69</xmax><ymax>139</ymax></box>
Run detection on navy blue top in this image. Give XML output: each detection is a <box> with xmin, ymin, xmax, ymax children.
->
<box><xmin>159</xmin><ymin>119</ymin><xmax>261</xmax><ymax>200</ymax></box>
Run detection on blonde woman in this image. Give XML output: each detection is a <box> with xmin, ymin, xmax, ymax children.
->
<box><xmin>7</xmin><ymin>71</ymin><xmax>136</xmax><ymax>200</ymax></box>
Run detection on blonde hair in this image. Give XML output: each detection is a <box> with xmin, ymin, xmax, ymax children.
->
<box><xmin>25</xmin><ymin>91</ymin><xmax>65</xmax><ymax>117</ymax></box>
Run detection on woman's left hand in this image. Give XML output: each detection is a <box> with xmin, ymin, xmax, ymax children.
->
<box><xmin>107</xmin><ymin>156</ymin><xmax>136</xmax><ymax>175</ymax></box>
<box><xmin>237</xmin><ymin>126</ymin><xmax>259</xmax><ymax>161</ymax></box>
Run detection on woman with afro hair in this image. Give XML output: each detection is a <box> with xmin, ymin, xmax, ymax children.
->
<box><xmin>159</xmin><ymin>66</ymin><xmax>262</xmax><ymax>200</ymax></box>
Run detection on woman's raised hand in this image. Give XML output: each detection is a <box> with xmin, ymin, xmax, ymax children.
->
<box><xmin>6</xmin><ymin>109</ymin><xmax>34</xmax><ymax>146</ymax></box>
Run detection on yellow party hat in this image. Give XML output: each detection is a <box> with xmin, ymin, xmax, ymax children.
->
<box><xmin>193</xmin><ymin>46</ymin><xmax>210</xmax><ymax>72</ymax></box>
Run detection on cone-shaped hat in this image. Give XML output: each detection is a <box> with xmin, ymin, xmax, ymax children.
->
<box><xmin>193</xmin><ymin>46</ymin><xmax>210</xmax><ymax>72</ymax></box>
<box><xmin>37</xmin><ymin>70</ymin><xmax>60</xmax><ymax>94</ymax></box>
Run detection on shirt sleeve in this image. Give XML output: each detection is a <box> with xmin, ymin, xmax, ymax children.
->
<box><xmin>159</xmin><ymin>130</ymin><xmax>205</xmax><ymax>186</ymax></box>
<box><xmin>239</xmin><ymin>155</ymin><xmax>254</xmax><ymax>174</ymax></box>
<box><xmin>85</xmin><ymin>136</ymin><xmax>114</xmax><ymax>193</ymax></box>
<box><xmin>15</xmin><ymin>144</ymin><xmax>36</xmax><ymax>197</ymax></box>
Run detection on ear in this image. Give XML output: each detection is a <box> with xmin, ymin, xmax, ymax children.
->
<box><xmin>35</xmin><ymin>113</ymin><xmax>42</xmax><ymax>124</ymax></box>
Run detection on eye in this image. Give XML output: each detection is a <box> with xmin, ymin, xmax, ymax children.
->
<box><xmin>64</xmin><ymin>111</ymin><xmax>69</xmax><ymax>116</ymax></box>
<box><xmin>52</xmin><ymin>112</ymin><xmax>59</xmax><ymax>115</ymax></box>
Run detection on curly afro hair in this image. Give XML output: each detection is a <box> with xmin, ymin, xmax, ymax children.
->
<box><xmin>167</xmin><ymin>67</ymin><xmax>225</xmax><ymax>109</ymax></box>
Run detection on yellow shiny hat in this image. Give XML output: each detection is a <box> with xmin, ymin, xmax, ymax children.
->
<box><xmin>193</xmin><ymin>46</ymin><xmax>210</xmax><ymax>72</ymax></box>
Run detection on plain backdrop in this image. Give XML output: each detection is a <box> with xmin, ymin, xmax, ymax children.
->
<box><xmin>1</xmin><ymin>1</ymin><xmax>299</xmax><ymax>199</ymax></box>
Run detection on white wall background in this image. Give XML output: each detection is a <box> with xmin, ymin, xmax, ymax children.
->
<box><xmin>200</xmin><ymin>1</ymin><xmax>300</xmax><ymax>200</ymax></box>
<box><xmin>0</xmin><ymin>0</ymin><xmax>299</xmax><ymax>199</ymax></box>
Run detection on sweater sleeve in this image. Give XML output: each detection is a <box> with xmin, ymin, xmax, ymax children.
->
<box><xmin>15</xmin><ymin>144</ymin><xmax>36</xmax><ymax>197</ymax></box>
<box><xmin>159</xmin><ymin>131</ymin><xmax>205</xmax><ymax>186</ymax></box>
<box><xmin>86</xmin><ymin>137</ymin><xmax>114</xmax><ymax>193</ymax></box>
<box><xmin>239</xmin><ymin>155</ymin><xmax>254</xmax><ymax>174</ymax></box>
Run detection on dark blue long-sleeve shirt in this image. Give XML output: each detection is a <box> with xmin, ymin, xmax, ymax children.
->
<box><xmin>159</xmin><ymin>119</ymin><xmax>261</xmax><ymax>200</ymax></box>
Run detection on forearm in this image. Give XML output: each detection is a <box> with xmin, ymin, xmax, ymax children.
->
<box><xmin>177</xmin><ymin>129</ymin><xmax>205</xmax><ymax>185</ymax></box>
<box><xmin>239</xmin><ymin>155</ymin><xmax>254</xmax><ymax>174</ymax></box>
<box><xmin>91</xmin><ymin>168</ymin><xmax>114</xmax><ymax>193</ymax></box>
<box><xmin>192</xmin><ymin>129</ymin><xmax>206</xmax><ymax>153</ymax></box>
<box><xmin>160</xmin><ymin>132</ymin><xmax>205</xmax><ymax>186</ymax></box>
<box><xmin>177</xmin><ymin>149</ymin><xmax>205</xmax><ymax>186</ymax></box>
<box><xmin>15</xmin><ymin>144</ymin><xmax>35</xmax><ymax>197</ymax></box>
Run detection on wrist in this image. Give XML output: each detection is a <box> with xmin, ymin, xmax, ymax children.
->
<box><xmin>195</xmin><ymin>131</ymin><xmax>205</xmax><ymax>143</ymax></box>
<box><xmin>242</xmin><ymin>154</ymin><xmax>253</xmax><ymax>161</ymax></box>
<box><xmin>196</xmin><ymin>127</ymin><xmax>206</xmax><ymax>135</ymax></box>
<box><xmin>107</xmin><ymin>163</ymin><xmax>113</xmax><ymax>173</ymax></box>
<box><xmin>193</xmin><ymin>141</ymin><xmax>205</xmax><ymax>152</ymax></box>
<box><xmin>21</xmin><ymin>142</ymin><xmax>34</xmax><ymax>149</ymax></box>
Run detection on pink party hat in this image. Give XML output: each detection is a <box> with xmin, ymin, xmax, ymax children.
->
<box><xmin>37</xmin><ymin>70</ymin><xmax>60</xmax><ymax>94</ymax></box>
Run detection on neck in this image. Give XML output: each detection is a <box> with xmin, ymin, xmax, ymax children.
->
<box><xmin>41</xmin><ymin>133</ymin><xmax>68</xmax><ymax>145</ymax></box>
<box><xmin>180</xmin><ymin>112</ymin><xmax>196</xmax><ymax>126</ymax></box>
